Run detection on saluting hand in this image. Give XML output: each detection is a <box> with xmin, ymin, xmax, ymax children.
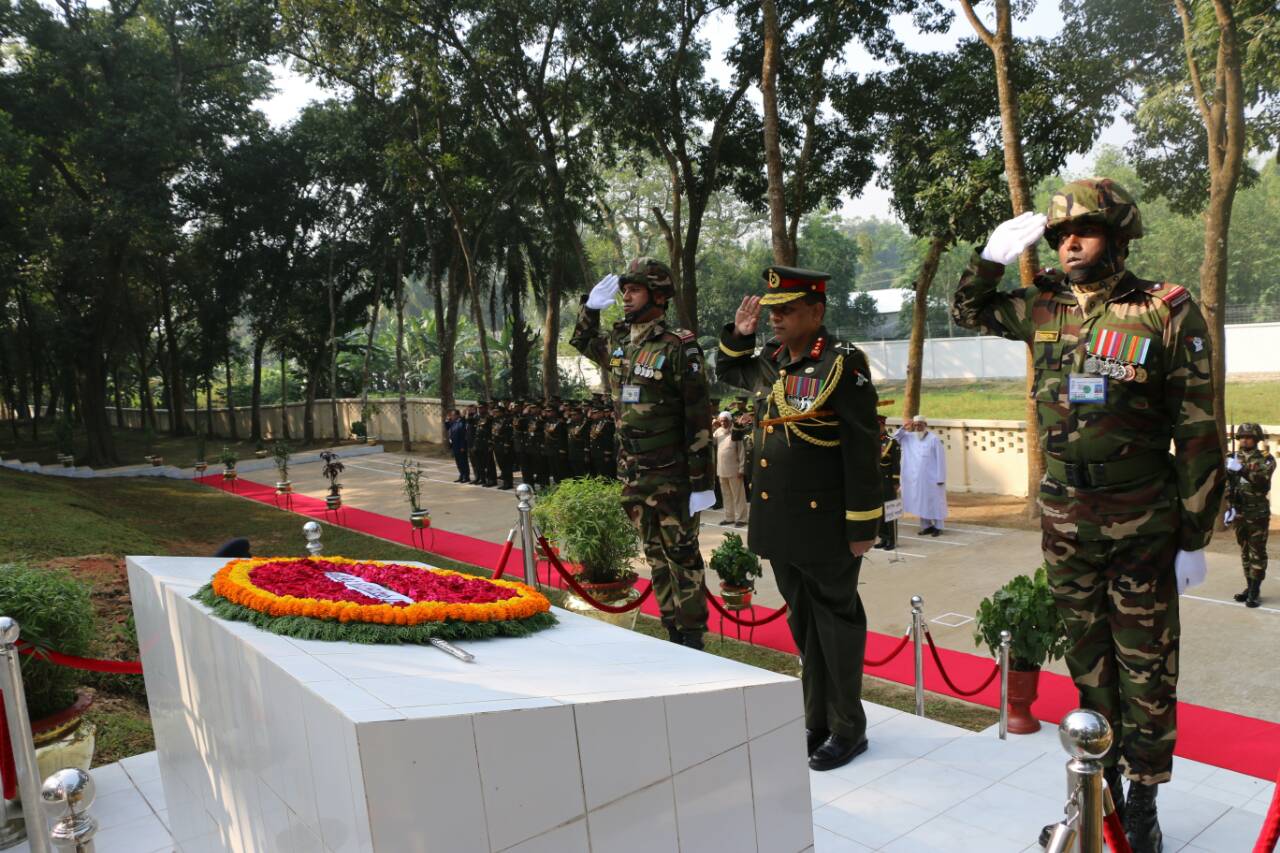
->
<box><xmin>735</xmin><ymin>295</ymin><xmax>762</xmax><ymax>337</ymax></box>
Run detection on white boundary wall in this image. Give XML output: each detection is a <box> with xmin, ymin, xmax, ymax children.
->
<box><xmin>853</xmin><ymin>323</ymin><xmax>1277</xmax><ymax>382</ymax></box>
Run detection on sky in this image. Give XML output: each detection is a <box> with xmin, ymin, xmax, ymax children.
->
<box><xmin>256</xmin><ymin>0</ymin><xmax>1133</xmax><ymax>223</ymax></box>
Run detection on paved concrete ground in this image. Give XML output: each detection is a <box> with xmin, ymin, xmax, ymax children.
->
<box><xmin>242</xmin><ymin>450</ymin><xmax>1280</xmax><ymax>723</ymax></box>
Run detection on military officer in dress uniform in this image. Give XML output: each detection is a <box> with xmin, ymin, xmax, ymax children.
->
<box><xmin>493</xmin><ymin>401</ymin><xmax>516</xmax><ymax>490</ymax></box>
<box><xmin>717</xmin><ymin>265</ymin><xmax>882</xmax><ymax>772</ymax></box>
<box><xmin>463</xmin><ymin>405</ymin><xmax>479</xmax><ymax>485</ymax></box>
<box><xmin>952</xmin><ymin>179</ymin><xmax>1225</xmax><ymax>853</ymax></box>
<box><xmin>571</xmin><ymin>258</ymin><xmax>715</xmax><ymax>648</ymax></box>
<box><xmin>543</xmin><ymin>403</ymin><xmax>569</xmax><ymax>484</ymax></box>
<box><xmin>1226</xmin><ymin>422</ymin><xmax>1274</xmax><ymax>607</ymax></box>
<box><xmin>474</xmin><ymin>402</ymin><xmax>497</xmax><ymax>487</ymax></box>
<box><xmin>567</xmin><ymin>405</ymin><xmax>592</xmax><ymax>479</ymax></box>
<box><xmin>875</xmin><ymin>414</ymin><xmax>901</xmax><ymax>550</ymax></box>
<box><xmin>522</xmin><ymin>403</ymin><xmax>545</xmax><ymax>487</ymax></box>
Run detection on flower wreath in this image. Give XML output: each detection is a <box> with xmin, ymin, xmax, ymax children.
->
<box><xmin>193</xmin><ymin>557</ymin><xmax>555</xmax><ymax>643</ymax></box>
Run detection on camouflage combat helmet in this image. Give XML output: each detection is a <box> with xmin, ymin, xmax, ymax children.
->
<box><xmin>1044</xmin><ymin>178</ymin><xmax>1144</xmax><ymax>248</ymax></box>
<box><xmin>1236</xmin><ymin>422</ymin><xmax>1264</xmax><ymax>439</ymax></box>
<box><xmin>619</xmin><ymin>257</ymin><xmax>676</xmax><ymax>300</ymax></box>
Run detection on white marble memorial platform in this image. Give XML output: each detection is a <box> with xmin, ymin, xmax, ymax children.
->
<box><xmin>125</xmin><ymin>556</ymin><xmax>815</xmax><ymax>853</ymax></box>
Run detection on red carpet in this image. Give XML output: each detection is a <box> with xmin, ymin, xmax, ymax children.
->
<box><xmin>199</xmin><ymin>475</ymin><xmax>1280</xmax><ymax>781</ymax></box>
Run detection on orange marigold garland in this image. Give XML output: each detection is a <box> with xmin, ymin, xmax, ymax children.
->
<box><xmin>193</xmin><ymin>557</ymin><xmax>555</xmax><ymax>644</ymax></box>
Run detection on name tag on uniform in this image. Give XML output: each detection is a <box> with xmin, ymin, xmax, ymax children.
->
<box><xmin>620</xmin><ymin>384</ymin><xmax>641</xmax><ymax>404</ymax></box>
<box><xmin>1035</xmin><ymin>330</ymin><xmax>1060</xmax><ymax>343</ymax></box>
<box><xmin>1067</xmin><ymin>373</ymin><xmax>1107</xmax><ymax>404</ymax></box>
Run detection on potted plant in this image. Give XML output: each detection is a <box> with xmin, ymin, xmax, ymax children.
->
<box><xmin>194</xmin><ymin>432</ymin><xmax>208</xmax><ymax>473</ymax></box>
<box><xmin>402</xmin><ymin>459</ymin><xmax>429</xmax><ymax>528</ymax></box>
<box><xmin>254</xmin><ymin>440</ymin><xmax>268</xmax><ymax>460</ymax></box>
<box><xmin>321</xmin><ymin>450</ymin><xmax>345</xmax><ymax>509</ymax></box>
<box><xmin>973</xmin><ymin>566</ymin><xmax>1070</xmax><ymax>734</ymax></box>
<box><xmin>709</xmin><ymin>532</ymin><xmax>762</xmax><ymax>610</ymax></box>
<box><xmin>220</xmin><ymin>446</ymin><xmax>238</xmax><ymax>481</ymax></box>
<box><xmin>533</xmin><ymin>478</ymin><xmax>640</xmax><ymax>624</ymax></box>
<box><xmin>0</xmin><ymin>565</ymin><xmax>99</xmax><ymax>802</ymax></box>
<box><xmin>350</xmin><ymin>419</ymin><xmax>367</xmax><ymax>441</ymax></box>
<box><xmin>272</xmin><ymin>441</ymin><xmax>292</xmax><ymax>494</ymax></box>
<box><xmin>361</xmin><ymin>404</ymin><xmax>378</xmax><ymax>445</ymax></box>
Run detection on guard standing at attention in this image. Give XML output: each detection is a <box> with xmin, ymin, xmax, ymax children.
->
<box><xmin>952</xmin><ymin>178</ymin><xmax>1224</xmax><ymax>853</ymax></box>
<box><xmin>570</xmin><ymin>258</ymin><xmax>715</xmax><ymax>648</ymax></box>
<box><xmin>717</xmin><ymin>265</ymin><xmax>882</xmax><ymax>772</ymax></box>
<box><xmin>875</xmin><ymin>414</ymin><xmax>901</xmax><ymax>551</ymax></box>
<box><xmin>1226</xmin><ymin>422</ymin><xmax>1274</xmax><ymax>607</ymax></box>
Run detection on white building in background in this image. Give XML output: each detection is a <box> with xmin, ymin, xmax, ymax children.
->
<box><xmin>862</xmin><ymin>288</ymin><xmax>910</xmax><ymax>339</ymax></box>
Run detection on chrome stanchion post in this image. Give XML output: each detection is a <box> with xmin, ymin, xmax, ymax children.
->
<box><xmin>41</xmin><ymin>769</ymin><xmax>96</xmax><ymax>852</ymax></box>
<box><xmin>1054</xmin><ymin>709</ymin><xmax>1112</xmax><ymax>853</ymax></box>
<box><xmin>303</xmin><ymin>521</ymin><xmax>323</xmax><ymax>556</ymax></box>
<box><xmin>911</xmin><ymin>595</ymin><xmax>924</xmax><ymax>717</ymax></box>
<box><xmin>0</xmin><ymin>617</ymin><xmax>54</xmax><ymax>853</ymax></box>
<box><xmin>515</xmin><ymin>484</ymin><xmax>538</xmax><ymax>588</ymax></box>
<box><xmin>998</xmin><ymin>629</ymin><xmax>1011</xmax><ymax>741</ymax></box>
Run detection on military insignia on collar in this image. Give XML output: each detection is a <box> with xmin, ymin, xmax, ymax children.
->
<box><xmin>834</xmin><ymin>341</ymin><xmax>859</xmax><ymax>355</ymax></box>
<box><xmin>809</xmin><ymin>336</ymin><xmax>826</xmax><ymax>359</ymax></box>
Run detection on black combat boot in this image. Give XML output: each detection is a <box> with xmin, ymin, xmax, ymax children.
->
<box><xmin>1124</xmin><ymin>782</ymin><xmax>1163</xmax><ymax>853</ymax></box>
<box><xmin>1246</xmin><ymin>578</ymin><xmax>1262</xmax><ymax>608</ymax></box>
<box><xmin>1234</xmin><ymin>585</ymin><xmax>1251</xmax><ymax>602</ymax></box>
<box><xmin>681</xmin><ymin>631</ymin><xmax>704</xmax><ymax>651</ymax></box>
<box><xmin>665</xmin><ymin>624</ymin><xmax>682</xmax><ymax>645</ymax></box>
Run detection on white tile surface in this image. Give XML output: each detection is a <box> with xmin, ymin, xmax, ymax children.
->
<box><xmin>575</xmin><ymin>696</ymin><xmax>672</xmax><ymax>810</ymax></box>
<box><xmin>751</xmin><ymin>719</ymin><xmax>815</xmax><ymax>853</ymax></box>
<box><xmin>664</xmin><ymin>687</ymin><xmax>748</xmax><ymax>773</ymax></box>
<box><xmin>1187</xmin><ymin>806</ymin><xmax>1266</xmax><ymax>850</ymax></box>
<box><xmin>587</xmin><ymin>780</ymin><xmax>680</xmax><ymax>853</ymax></box>
<box><xmin>673</xmin><ymin>745</ymin><xmax>757</xmax><ymax>852</ymax></box>
<box><xmin>502</xmin><ymin>817</ymin><xmax>590</xmax><ymax>853</ymax></box>
<box><xmin>813</xmin><ymin>786</ymin><xmax>938</xmax><ymax>849</ymax></box>
<box><xmin>745</xmin><ymin>679</ymin><xmax>805</xmax><ymax>739</ymax></box>
<box><xmin>881</xmin><ymin>813</ymin><xmax>1026</xmax><ymax>853</ymax></box>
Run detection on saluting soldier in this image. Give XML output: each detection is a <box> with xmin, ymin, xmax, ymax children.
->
<box><xmin>543</xmin><ymin>404</ymin><xmax>569</xmax><ymax>484</ymax></box>
<box><xmin>567</xmin><ymin>405</ymin><xmax>592</xmax><ymax>479</ymax></box>
<box><xmin>952</xmin><ymin>179</ymin><xmax>1225</xmax><ymax>853</ymax></box>
<box><xmin>1226</xmin><ymin>423</ymin><xmax>1274</xmax><ymax>607</ymax></box>
<box><xmin>474</xmin><ymin>402</ymin><xmax>497</xmax><ymax>487</ymax></box>
<box><xmin>717</xmin><ymin>266</ymin><xmax>883</xmax><ymax>772</ymax></box>
<box><xmin>570</xmin><ymin>258</ymin><xmax>715</xmax><ymax>648</ymax></box>
<box><xmin>875</xmin><ymin>414</ymin><xmax>901</xmax><ymax>551</ymax></box>
<box><xmin>522</xmin><ymin>404</ymin><xmax>545</xmax><ymax>487</ymax></box>
<box><xmin>589</xmin><ymin>400</ymin><xmax>617</xmax><ymax>479</ymax></box>
<box><xmin>493</xmin><ymin>401</ymin><xmax>516</xmax><ymax>490</ymax></box>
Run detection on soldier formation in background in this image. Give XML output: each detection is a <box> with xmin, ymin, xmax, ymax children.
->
<box><xmin>1226</xmin><ymin>423</ymin><xmax>1274</xmax><ymax>608</ymax></box>
<box><xmin>953</xmin><ymin>177</ymin><xmax>1225</xmax><ymax>853</ymax></box>
<box><xmin>570</xmin><ymin>257</ymin><xmax>715</xmax><ymax>649</ymax></box>
<box><xmin>717</xmin><ymin>265</ymin><xmax>883</xmax><ymax>773</ymax></box>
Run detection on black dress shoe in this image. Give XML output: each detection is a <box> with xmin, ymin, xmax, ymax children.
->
<box><xmin>808</xmin><ymin>734</ymin><xmax>868</xmax><ymax>771</ymax></box>
<box><xmin>930</xmin><ymin>527</ymin><xmax>941</xmax><ymax>537</ymax></box>
<box><xmin>806</xmin><ymin>729</ymin><xmax>829</xmax><ymax>755</ymax></box>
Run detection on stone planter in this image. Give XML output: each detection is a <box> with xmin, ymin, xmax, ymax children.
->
<box><xmin>719</xmin><ymin>582</ymin><xmax>754</xmax><ymax>611</ymax></box>
<box><xmin>1006</xmin><ymin>667</ymin><xmax>1042</xmax><ymax>734</ymax></box>
<box><xmin>410</xmin><ymin>510</ymin><xmax>430</xmax><ymax>529</ymax></box>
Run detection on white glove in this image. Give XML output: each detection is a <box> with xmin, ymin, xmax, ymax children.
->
<box><xmin>689</xmin><ymin>490</ymin><xmax>716</xmax><ymax>515</ymax></box>
<box><xmin>1226</xmin><ymin>457</ymin><xmax>1243</xmax><ymax>472</ymax></box>
<box><xmin>585</xmin><ymin>274</ymin><xmax>620</xmax><ymax>310</ymax></box>
<box><xmin>980</xmin><ymin>212</ymin><xmax>1048</xmax><ymax>266</ymax></box>
<box><xmin>1175</xmin><ymin>549</ymin><xmax>1207</xmax><ymax>594</ymax></box>
<box><xmin>1224</xmin><ymin>507</ymin><xmax>1238</xmax><ymax>526</ymax></box>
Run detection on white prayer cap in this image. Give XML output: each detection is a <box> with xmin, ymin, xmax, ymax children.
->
<box><xmin>718</xmin><ymin>411</ymin><xmax>732</xmax><ymax>419</ymax></box>
<box><xmin>912</xmin><ymin>415</ymin><xmax>928</xmax><ymax>423</ymax></box>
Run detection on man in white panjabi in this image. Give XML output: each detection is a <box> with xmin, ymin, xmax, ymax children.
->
<box><xmin>713</xmin><ymin>412</ymin><xmax>748</xmax><ymax>527</ymax></box>
<box><xmin>897</xmin><ymin>415</ymin><xmax>948</xmax><ymax>536</ymax></box>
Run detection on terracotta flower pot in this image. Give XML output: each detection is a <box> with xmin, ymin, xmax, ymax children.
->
<box><xmin>719</xmin><ymin>582</ymin><xmax>754</xmax><ymax>610</ymax></box>
<box><xmin>1006</xmin><ymin>667</ymin><xmax>1042</xmax><ymax>734</ymax></box>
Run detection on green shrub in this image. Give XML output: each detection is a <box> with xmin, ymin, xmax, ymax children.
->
<box><xmin>272</xmin><ymin>441</ymin><xmax>292</xmax><ymax>481</ymax></box>
<box><xmin>0</xmin><ymin>564</ymin><xmax>96</xmax><ymax>720</ymax></box>
<box><xmin>532</xmin><ymin>478</ymin><xmax>639</xmax><ymax>583</ymax></box>
<box><xmin>709</xmin><ymin>532</ymin><xmax>762</xmax><ymax>588</ymax></box>
<box><xmin>973</xmin><ymin>566</ymin><xmax>1069</xmax><ymax>671</ymax></box>
<box><xmin>351</xmin><ymin>420</ymin><xmax>367</xmax><ymax>439</ymax></box>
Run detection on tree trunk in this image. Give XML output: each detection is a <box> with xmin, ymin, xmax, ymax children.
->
<box><xmin>508</xmin><ymin>241</ymin><xmax>531</xmax><ymax>399</ymax></box>
<box><xmin>250</xmin><ymin>336</ymin><xmax>265</xmax><ymax>441</ymax></box>
<box><xmin>224</xmin><ymin>352</ymin><xmax>240</xmax><ymax>441</ymax></box>
<box><xmin>206</xmin><ymin>376</ymin><xmax>215</xmax><ymax>439</ymax></box>
<box><xmin>395</xmin><ymin>229</ymin><xmax>412</xmax><ymax>452</ymax></box>
<box><xmin>279</xmin><ymin>350</ymin><xmax>292</xmax><ymax>440</ymax></box>
<box><xmin>76</xmin><ymin>346</ymin><xmax>117</xmax><ymax>466</ymax></box>
<box><xmin>328</xmin><ymin>248</ymin><xmax>342</xmax><ymax>444</ymax></box>
<box><xmin>113</xmin><ymin>368</ymin><xmax>125</xmax><ymax>427</ymax></box>
<box><xmin>439</xmin><ymin>255</ymin><xmax>464</xmax><ymax>430</ymax></box>
<box><xmin>456</xmin><ymin>229</ymin><xmax>494</xmax><ymax>401</ymax></box>
<box><xmin>541</xmin><ymin>253</ymin><xmax>562</xmax><ymax>400</ymax></box>
<box><xmin>158</xmin><ymin>277</ymin><xmax>187</xmax><ymax>436</ymax></box>
<box><xmin>761</xmin><ymin>0</ymin><xmax>793</xmax><ymax>266</ymax></box>
<box><xmin>303</xmin><ymin>361</ymin><xmax>319</xmax><ymax>444</ymax></box>
<box><xmin>903</xmin><ymin>236</ymin><xmax>948</xmax><ymax>419</ymax></box>
<box><xmin>359</xmin><ymin>248</ymin><xmax>386</xmax><ymax>425</ymax></box>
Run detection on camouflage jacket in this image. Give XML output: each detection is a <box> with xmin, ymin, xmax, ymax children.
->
<box><xmin>952</xmin><ymin>253</ymin><xmax>1225</xmax><ymax>549</ymax></box>
<box><xmin>880</xmin><ymin>434</ymin><xmax>901</xmax><ymax>501</ymax></box>
<box><xmin>1228</xmin><ymin>447</ymin><xmax>1274</xmax><ymax>518</ymax></box>
<box><xmin>717</xmin><ymin>324</ymin><xmax>883</xmax><ymax>560</ymax></box>
<box><xmin>570</xmin><ymin>303</ymin><xmax>713</xmax><ymax>504</ymax></box>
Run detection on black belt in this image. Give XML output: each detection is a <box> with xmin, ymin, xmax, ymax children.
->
<box><xmin>1044</xmin><ymin>451</ymin><xmax>1170</xmax><ymax>489</ymax></box>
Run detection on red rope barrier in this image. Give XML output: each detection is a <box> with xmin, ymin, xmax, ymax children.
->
<box><xmin>923</xmin><ymin>630</ymin><xmax>998</xmax><ymax>697</ymax></box>
<box><xmin>492</xmin><ymin>533</ymin><xmax>515</xmax><ymax>580</ymax></box>
<box><xmin>1253</xmin><ymin>762</ymin><xmax>1280</xmax><ymax>853</ymax></box>
<box><xmin>864</xmin><ymin>631</ymin><xmax>911</xmax><ymax>668</ymax></box>
<box><xmin>702</xmin><ymin>585</ymin><xmax>790</xmax><ymax>627</ymax></box>
<box><xmin>537</xmin><ymin>536</ymin><xmax>654</xmax><ymax>614</ymax></box>
<box><xmin>17</xmin><ymin>643</ymin><xmax>143</xmax><ymax>675</ymax></box>
<box><xmin>1104</xmin><ymin>810</ymin><xmax>1133</xmax><ymax>853</ymax></box>
<box><xmin>0</xmin><ymin>697</ymin><xmax>14</xmax><ymax>800</ymax></box>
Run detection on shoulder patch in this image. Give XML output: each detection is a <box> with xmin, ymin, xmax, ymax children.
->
<box><xmin>673</xmin><ymin>328</ymin><xmax>696</xmax><ymax>343</ymax></box>
<box><xmin>1159</xmin><ymin>284</ymin><xmax>1190</xmax><ymax>308</ymax></box>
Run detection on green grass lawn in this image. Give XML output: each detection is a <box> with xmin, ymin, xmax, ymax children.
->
<box><xmin>0</xmin><ymin>467</ymin><xmax>996</xmax><ymax>766</ymax></box>
<box><xmin>0</xmin><ymin>422</ymin><xmax>362</xmax><ymax>469</ymax></box>
<box><xmin>875</xmin><ymin>378</ymin><xmax>1280</xmax><ymax>424</ymax></box>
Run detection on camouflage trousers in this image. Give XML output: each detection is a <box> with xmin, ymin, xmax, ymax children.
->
<box><xmin>1043</xmin><ymin>530</ymin><xmax>1180</xmax><ymax>785</ymax></box>
<box><xmin>626</xmin><ymin>501</ymin><xmax>708</xmax><ymax>635</ymax></box>
<box><xmin>1234</xmin><ymin>516</ymin><xmax>1270</xmax><ymax>582</ymax></box>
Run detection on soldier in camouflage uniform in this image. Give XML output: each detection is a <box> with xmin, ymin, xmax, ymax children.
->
<box><xmin>570</xmin><ymin>258</ymin><xmax>714</xmax><ymax>648</ymax></box>
<box><xmin>952</xmin><ymin>179</ymin><xmax>1225</xmax><ymax>853</ymax></box>
<box><xmin>1227</xmin><ymin>422</ymin><xmax>1274</xmax><ymax>608</ymax></box>
<box><xmin>718</xmin><ymin>266</ymin><xmax>883</xmax><ymax>772</ymax></box>
<box><xmin>567</xmin><ymin>405</ymin><xmax>592</xmax><ymax>479</ymax></box>
<box><xmin>589</xmin><ymin>401</ymin><xmax>617</xmax><ymax>479</ymax></box>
